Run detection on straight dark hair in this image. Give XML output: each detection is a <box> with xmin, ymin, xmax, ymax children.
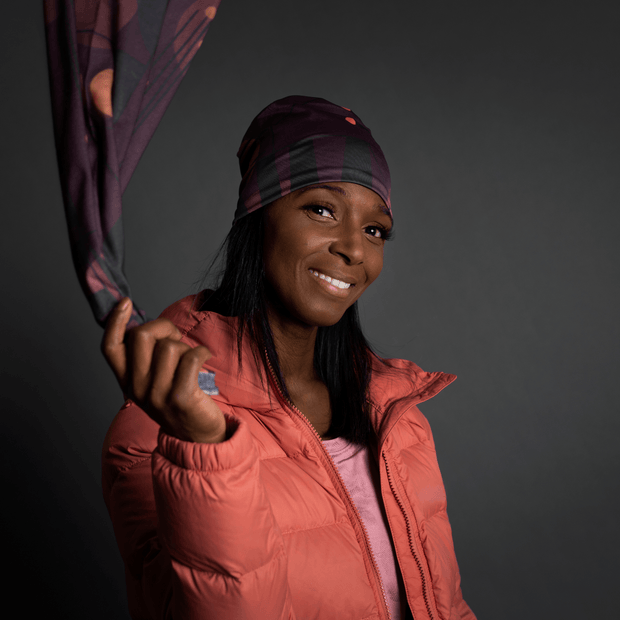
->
<box><xmin>200</xmin><ymin>208</ymin><xmax>379</xmax><ymax>446</ymax></box>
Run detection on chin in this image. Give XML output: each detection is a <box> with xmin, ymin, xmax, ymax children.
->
<box><xmin>265</xmin><ymin>281</ymin><xmax>354</xmax><ymax>329</ymax></box>
<box><xmin>295</xmin><ymin>300</ymin><xmax>352</xmax><ymax>328</ymax></box>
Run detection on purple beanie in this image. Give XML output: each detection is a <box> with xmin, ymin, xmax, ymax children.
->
<box><xmin>234</xmin><ymin>96</ymin><xmax>391</xmax><ymax>222</ymax></box>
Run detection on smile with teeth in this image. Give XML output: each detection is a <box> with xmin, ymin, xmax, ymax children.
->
<box><xmin>309</xmin><ymin>270</ymin><xmax>353</xmax><ymax>290</ymax></box>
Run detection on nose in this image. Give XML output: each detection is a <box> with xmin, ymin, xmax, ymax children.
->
<box><xmin>329</xmin><ymin>221</ymin><xmax>365</xmax><ymax>265</ymax></box>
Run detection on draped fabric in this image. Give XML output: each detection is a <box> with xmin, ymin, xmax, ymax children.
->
<box><xmin>44</xmin><ymin>0</ymin><xmax>221</xmax><ymax>328</ymax></box>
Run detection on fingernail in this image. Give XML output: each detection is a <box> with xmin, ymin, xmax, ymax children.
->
<box><xmin>120</xmin><ymin>298</ymin><xmax>131</xmax><ymax>311</ymax></box>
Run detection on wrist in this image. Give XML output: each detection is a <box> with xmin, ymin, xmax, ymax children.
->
<box><xmin>174</xmin><ymin>417</ymin><xmax>227</xmax><ymax>444</ymax></box>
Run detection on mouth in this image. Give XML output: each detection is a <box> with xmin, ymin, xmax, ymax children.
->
<box><xmin>309</xmin><ymin>269</ymin><xmax>355</xmax><ymax>294</ymax></box>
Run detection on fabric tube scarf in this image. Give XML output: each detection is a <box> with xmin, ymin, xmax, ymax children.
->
<box><xmin>44</xmin><ymin>0</ymin><xmax>221</xmax><ymax>329</ymax></box>
<box><xmin>235</xmin><ymin>96</ymin><xmax>392</xmax><ymax>223</ymax></box>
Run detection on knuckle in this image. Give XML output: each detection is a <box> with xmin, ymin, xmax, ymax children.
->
<box><xmin>182</xmin><ymin>347</ymin><xmax>199</xmax><ymax>361</ymax></box>
<box><xmin>162</xmin><ymin>318</ymin><xmax>181</xmax><ymax>333</ymax></box>
<box><xmin>186</xmin><ymin>345</ymin><xmax>206</xmax><ymax>360</ymax></box>
<box><xmin>154</xmin><ymin>318</ymin><xmax>180</xmax><ymax>336</ymax></box>
<box><xmin>157</xmin><ymin>338</ymin><xmax>189</xmax><ymax>359</ymax></box>
<box><xmin>155</xmin><ymin>338</ymin><xmax>176</xmax><ymax>355</ymax></box>
<box><xmin>132</xmin><ymin>328</ymin><xmax>151</xmax><ymax>344</ymax></box>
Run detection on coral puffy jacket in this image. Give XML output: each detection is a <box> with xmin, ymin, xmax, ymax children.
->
<box><xmin>102</xmin><ymin>295</ymin><xmax>476</xmax><ymax>620</ymax></box>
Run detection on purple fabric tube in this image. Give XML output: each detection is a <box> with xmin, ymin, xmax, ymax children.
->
<box><xmin>44</xmin><ymin>0</ymin><xmax>221</xmax><ymax>329</ymax></box>
<box><xmin>235</xmin><ymin>95</ymin><xmax>392</xmax><ymax>222</ymax></box>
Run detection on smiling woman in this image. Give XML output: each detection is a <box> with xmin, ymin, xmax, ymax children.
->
<box><xmin>262</xmin><ymin>181</ymin><xmax>391</xmax><ymax>441</ymax></box>
<box><xmin>101</xmin><ymin>96</ymin><xmax>477</xmax><ymax>619</ymax></box>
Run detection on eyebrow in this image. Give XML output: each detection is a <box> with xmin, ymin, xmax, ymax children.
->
<box><xmin>299</xmin><ymin>184</ymin><xmax>392</xmax><ymax>220</ymax></box>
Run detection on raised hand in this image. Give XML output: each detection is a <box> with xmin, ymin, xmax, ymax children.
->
<box><xmin>101</xmin><ymin>298</ymin><xmax>226</xmax><ymax>443</ymax></box>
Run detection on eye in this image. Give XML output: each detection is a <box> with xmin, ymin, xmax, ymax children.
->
<box><xmin>305</xmin><ymin>204</ymin><xmax>335</xmax><ymax>219</ymax></box>
<box><xmin>365</xmin><ymin>225</ymin><xmax>392</xmax><ymax>241</ymax></box>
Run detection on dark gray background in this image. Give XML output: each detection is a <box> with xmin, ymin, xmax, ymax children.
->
<box><xmin>2</xmin><ymin>1</ymin><xmax>618</xmax><ymax>617</ymax></box>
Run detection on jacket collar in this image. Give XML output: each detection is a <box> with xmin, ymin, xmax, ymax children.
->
<box><xmin>160</xmin><ymin>294</ymin><xmax>456</xmax><ymax>429</ymax></box>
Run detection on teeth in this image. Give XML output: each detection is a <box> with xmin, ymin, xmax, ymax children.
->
<box><xmin>310</xmin><ymin>270</ymin><xmax>351</xmax><ymax>289</ymax></box>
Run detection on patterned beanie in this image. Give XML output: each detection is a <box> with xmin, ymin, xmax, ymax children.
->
<box><xmin>234</xmin><ymin>95</ymin><xmax>391</xmax><ymax>222</ymax></box>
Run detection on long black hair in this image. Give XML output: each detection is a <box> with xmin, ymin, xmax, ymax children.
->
<box><xmin>200</xmin><ymin>208</ymin><xmax>380</xmax><ymax>446</ymax></box>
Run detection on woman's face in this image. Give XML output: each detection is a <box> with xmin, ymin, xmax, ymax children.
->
<box><xmin>263</xmin><ymin>182</ymin><xmax>393</xmax><ymax>328</ymax></box>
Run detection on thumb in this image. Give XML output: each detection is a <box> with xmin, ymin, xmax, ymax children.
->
<box><xmin>101</xmin><ymin>297</ymin><xmax>133</xmax><ymax>388</ymax></box>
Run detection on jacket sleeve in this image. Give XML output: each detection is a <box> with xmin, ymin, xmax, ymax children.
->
<box><xmin>452</xmin><ymin>587</ymin><xmax>477</xmax><ymax>620</ymax></box>
<box><xmin>102</xmin><ymin>401</ymin><xmax>295</xmax><ymax>620</ymax></box>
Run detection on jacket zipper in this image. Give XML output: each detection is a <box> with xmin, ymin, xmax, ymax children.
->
<box><xmin>265</xmin><ymin>357</ymin><xmax>392</xmax><ymax>620</ymax></box>
<box><xmin>384</xmin><ymin>456</ymin><xmax>434</xmax><ymax>620</ymax></box>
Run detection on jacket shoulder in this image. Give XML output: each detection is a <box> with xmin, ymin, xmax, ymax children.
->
<box><xmin>369</xmin><ymin>355</ymin><xmax>456</xmax><ymax>410</ymax></box>
<box><xmin>159</xmin><ymin>293</ymin><xmax>207</xmax><ymax>335</ymax></box>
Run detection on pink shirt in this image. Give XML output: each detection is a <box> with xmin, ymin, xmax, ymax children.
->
<box><xmin>323</xmin><ymin>437</ymin><xmax>407</xmax><ymax>619</ymax></box>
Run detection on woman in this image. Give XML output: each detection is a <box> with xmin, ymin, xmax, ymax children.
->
<box><xmin>102</xmin><ymin>96</ymin><xmax>476</xmax><ymax>620</ymax></box>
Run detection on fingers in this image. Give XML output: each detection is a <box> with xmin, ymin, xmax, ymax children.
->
<box><xmin>148</xmin><ymin>342</ymin><xmax>210</xmax><ymax>411</ymax></box>
<box><xmin>168</xmin><ymin>345</ymin><xmax>224</xmax><ymax>442</ymax></box>
<box><xmin>101</xmin><ymin>299</ymin><xmax>224</xmax><ymax>442</ymax></box>
<box><xmin>170</xmin><ymin>346</ymin><xmax>213</xmax><ymax>409</ymax></box>
<box><xmin>101</xmin><ymin>297</ymin><xmax>133</xmax><ymax>387</ymax></box>
<box><xmin>125</xmin><ymin>318</ymin><xmax>184</xmax><ymax>403</ymax></box>
<box><xmin>142</xmin><ymin>341</ymin><xmax>219</xmax><ymax>441</ymax></box>
<box><xmin>101</xmin><ymin>296</ymin><xmax>186</xmax><ymax>401</ymax></box>
<box><xmin>146</xmin><ymin>338</ymin><xmax>195</xmax><ymax>417</ymax></box>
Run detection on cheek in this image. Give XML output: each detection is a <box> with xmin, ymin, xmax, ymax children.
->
<box><xmin>263</xmin><ymin>234</ymin><xmax>305</xmax><ymax>301</ymax></box>
<box><xmin>366</xmin><ymin>249</ymin><xmax>384</xmax><ymax>286</ymax></box>
<box><xmin>264</xmin><ymin>248</ymin><xmax>287</xmax><ymax>294</ymax></box>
